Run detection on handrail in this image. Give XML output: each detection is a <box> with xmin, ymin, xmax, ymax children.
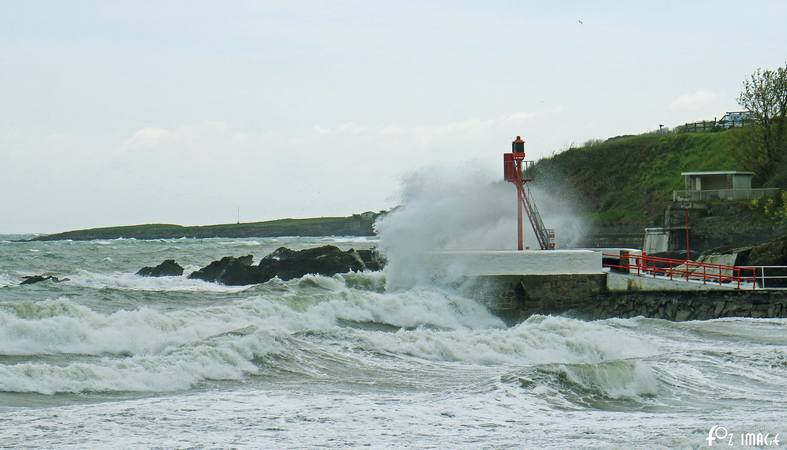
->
<box><xmin>673</xmin><ymin>188</ymin><xmax>780</xmax><ymax>202</ymax></box>
<box><xmin>603</xmin><ymin>252</ymin><xmax>758</xmax><ymax>289</ymax></box>
<box><xmin>737</xmin><ymin>266</ymin><xmax>787</xmax><ymax>289</ymax></box>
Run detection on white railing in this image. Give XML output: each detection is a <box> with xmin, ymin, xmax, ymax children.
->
<box><xmin>673</xmin><ymin>188</ymin><xmax>781</xmax><ymax>202</ymax></box>
<box><xmin>741</xmin><ymin>266</ymin><xmax>787</xmax><ymax>290</ymax></box>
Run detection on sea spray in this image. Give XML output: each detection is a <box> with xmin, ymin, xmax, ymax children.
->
<box><xmin>375</xmin><ymin>162</ymin><xmax>588</xmax><ymax>289</ymax></box>
<box><xmin>375</xmin><ymin>163</ymin><xmax>516</xmax><ymax>289</ymax></box>
<box><xmin>528</xmin><ymin>183</ymin><xmax>588</xmax><ymax>248</ymax></box>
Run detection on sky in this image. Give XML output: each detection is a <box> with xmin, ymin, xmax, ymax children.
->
<box><xmin>1</xmin><ymin>1</ymin><xmax>786</xmax><ymax>234</ymax></box>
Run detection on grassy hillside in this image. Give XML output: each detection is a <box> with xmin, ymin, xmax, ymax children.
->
<box><xmin>530</xmin><ymin>129</ymin><xmax>742</xmax><ymax>225</ymax></box>
<box><xmin>32</xmin><ymin>213</ymin><xmax>380</xmax><ymax>241</ymax></box>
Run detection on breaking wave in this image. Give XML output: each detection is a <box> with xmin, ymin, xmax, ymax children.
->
<box><xmin>0</xmin><ymin>274</ymin><xmax>674</xmax><ymax>396</ymax></box>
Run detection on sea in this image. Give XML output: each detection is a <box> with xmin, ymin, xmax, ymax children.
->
<box><xmin>1</xmin><ymin>235</ymin><xmax>785</xmax><ymax>449</ymax></box>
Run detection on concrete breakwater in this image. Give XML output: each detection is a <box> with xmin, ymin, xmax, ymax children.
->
<box><xmin>470</xmin><ymin>273</ymin><xmax>787</xmax><ymax>324</ymax></box>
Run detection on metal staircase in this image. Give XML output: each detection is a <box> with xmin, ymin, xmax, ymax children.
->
<box><xmin>517</xmin><ymin>182</ymin><xmax>555</xmax><ymax>250</ymax></box>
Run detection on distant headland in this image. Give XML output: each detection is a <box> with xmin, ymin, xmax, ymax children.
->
<box><xmin>30</xmin><ymin>212</ymin><xmax>382</xmax><ymax>241</ymax></box>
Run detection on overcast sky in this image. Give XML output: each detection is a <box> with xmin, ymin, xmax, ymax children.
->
<box><xmin>1</xmin><ymin>1</ymin><xmax>786</xmax><ymax>233</ymax></box>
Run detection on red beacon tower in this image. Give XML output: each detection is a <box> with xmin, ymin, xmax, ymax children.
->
<box><xmin>503</xmin><ymin>135</ymin><xmax>556</xmax><ymax>250</ymax></box>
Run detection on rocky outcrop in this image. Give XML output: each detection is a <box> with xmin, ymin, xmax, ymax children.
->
<box><xmin>736</xmin><ymin>234</ymin><xmax>787</xmax><ymax>266</ymax></box>
<box><xmin>188</xmin><ymin>255</ymin><xmax>256</xmax><ymax>284</ymax></box>
<box><xmin>188</xmin><ymin>246</ymin><xmax>369</xmax><ymax>285</ymax></box>
<box><xmin>356</xmin><ymin>249</ymin><xmax>386</xmax><ymax>271</ymax></box>
<box><xmin>698</xmin><ymin>234</ymin><xmax>787</xmax><ymax>288</ymax></box>
<box><xmin>136</xmin><ymin>259</ymin><xmax>184</xmax><ymax>277</ymax></box>
<box><xmin>258</xmin><ymin>246</ymin><xmax>365</xmax><ymax>280</ymax></box>
<box><xmin>20</xmin><ymin>274</ymin><xmax>69</xmax><ymax>285</ymax></box>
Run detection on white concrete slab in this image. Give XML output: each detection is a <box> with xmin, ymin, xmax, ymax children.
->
<box><xmin>606</xmin><ymin>271</ymin><xmax>745</xmax><ymax>291</ymax></box>
<box><xmin>424</xmin><ymin>250</ymin><xmax>602</xmax><ymax>277</ymax></box>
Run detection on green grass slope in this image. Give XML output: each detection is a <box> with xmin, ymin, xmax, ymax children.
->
<box><xmin>32</xmin><ymin>213</ymin><xmax>379</xmax><ymax>241</ymax></box>
<box><xmin>531</xmin><ymin>129</ymin><xmax>741</xmax><ymax>225</ymax></box>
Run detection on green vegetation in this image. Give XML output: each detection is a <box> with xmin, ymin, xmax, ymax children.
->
<box><xmin>736</xmin><ymin>62</ymin><xmax>787</xmax><ymax>184</ymax></box>
<box><xmin>32</xmin><ymin>213</ymin><xmax>380</xmax><ymax>241</ymax></box>
<box><xmin>531</xmin><ymin>63</ymin><xmax>786</xmax><ymax>227</ymax></box>
<box><xmin>530</xmin><ymin>129</ymin><xmax>742</xmax><ymax>225</ymax></box>
<box><xmin>750</xmin><ymin>191</ymin><xmax>787</xmax><ymax>224</ymax></box>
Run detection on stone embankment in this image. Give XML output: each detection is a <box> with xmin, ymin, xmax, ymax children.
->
<box><xmin>474</xmin><ymin>273</ymin><xmax>787</xmax><ymax>324</ymax></box>
<box><xmin>582</xmin><ymin>290</ymin><xmax>787</xmax><ymax>321</ymax></box>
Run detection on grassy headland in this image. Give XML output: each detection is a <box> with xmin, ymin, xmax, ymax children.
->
<box><xmin>31</xmin><ymin>213</ymin><xmax>380</xmax><ymax>241</ymax></box>
<box><xmin>530</xmin><ymin>128</ymin><xmax>743</xmax><ymax>225</ymax></box>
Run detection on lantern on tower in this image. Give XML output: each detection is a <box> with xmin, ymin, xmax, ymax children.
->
<box><xmin>502</xmin><ymin>135</ymin><xmax>555</xmax><ymax>251</ymax></box>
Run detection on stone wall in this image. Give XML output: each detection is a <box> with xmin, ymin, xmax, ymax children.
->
<box><xmin>581</xmin><ymin>290</ymin><xmax>787</xmax><ymax>321</ymax></box>
<box><xmin>580</xmin><ymin>203</ymin><xmax>787</xmax><ymax>256</ymax></box>
<box><xmin>469</xmin><ymin>273</ymin><xmax>787</xmax><ymax>324</ymax></box>
<box><xmin>666</xmin><ymin>203</ymin><xmax>787</xmax><ymax>254</ymax></box>
<box><xmin>466</xmin><ymin>274</ymin><xmax>607</xmax><ymax>323</ymax></box>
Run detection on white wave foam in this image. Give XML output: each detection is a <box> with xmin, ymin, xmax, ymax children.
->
<box><xmin>0</xmin><ymin>273</ymin><xmax>16</xmax><ymax>287</ymax></box>
<box><xmin>0</xmin><ymin>330</ymin><xmax>282</xmax><ymax>394</ymax></box>
<box><xmin>537</xmin><ymin>360</ymin><xmax>659</xmax><ymax>400</ymax></box>
<box><xmin>351</xmin><ymin>315</ymin><xmax>658</xmax><ymax>366</ymax></box>
<box><xmin>0</xmin><ymin>274</ymin><xmax>667</xmax><ymax>396</ymax></box>
<box><xmin>66</xmin><ymin>269</ymin><xmax>251</xmax><ymax>292</ymax></box>
<box><xmin>218</xmin><ymin>240</ymin><xmax>262</xmax><ymax>246</ymax></box>
<box><xmin>0</xmin><ymin>298</ymin><xmax>255</xmax><ymax>356</ymax></box>
<box><xmin>0</xmin><ymin>275</ymin><xmax>507</xmax><ymax>393</ymax></box>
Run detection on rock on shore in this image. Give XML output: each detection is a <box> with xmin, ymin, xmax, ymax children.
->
<box><xmin>188</xmin><ymin>245</ymin><xmax>370</xmax><ymax>286</ymax></box>
<box><xmin>20</xmin><ymin>274</ymin><xmax>69</xmax><ymax>285</ymax></box>
<box><xmin>136</xmin><ymin>259</ymin><xmax>184</xmax><ymax>277</ymax></box>
<box><xmin>699</xmin><ymin>234</ymin><xmax>787</xmax><ymax>288</ymax></box>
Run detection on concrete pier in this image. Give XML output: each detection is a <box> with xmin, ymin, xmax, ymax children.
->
<box><xmin>426</xmin><ymin>250</ymin><xmax>787</xmax><ymax>323</ymax></box>
<box><xmin>469</xmin><ymin>274</ymin><xmax>787</xmax><ymax>324</ymax></box>
<box><xmin>425</xmin><ymin>250</ymin><xmax>601</xmax><ymax>277</ymax></box>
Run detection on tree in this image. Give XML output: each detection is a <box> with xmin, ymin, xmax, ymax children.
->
<box><xmin>737</xmin><ymin>63</ymin><xmax>787</xmax><ymax>182</ymax></box>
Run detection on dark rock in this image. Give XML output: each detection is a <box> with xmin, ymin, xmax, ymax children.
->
<box><xmin>20</xmin><ymin>274</ymin><xmax>69</xmax><ymax>285</ymax></box>
<box><xmin>189</xmin><ymin>246</ymin><xmax>367</xmax><ymax>286</ymax></box>
<box><xmin>740</xmin><ymin>235</ymin><xmax>787</xmax><ymax>266</ymax></box>
<box><xmin>188</xmin><ymin>255</ymin><xmax>255</xmax><ymax>284</ymax></box>
<box><xmin>136</xmin><ymin>259</ymin><xmax>184</xmax><ymax>277</ymax></box>
<box><xmin>356</xmin><ymin>248</ymin><xmax>386</xmax><ymax>271</ymax></box>
<box><xmin>733</xmin><ymin>235</ymin><xmax>787</xmax><ymax>288</ymax></box>
<box><xmin>259</xmin><ymin>246</ymin><xmax>365</xmax><ymax>280</ymax></box>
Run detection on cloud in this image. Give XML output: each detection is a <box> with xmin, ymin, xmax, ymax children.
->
<box><xmin>669</xmin><ymin>90</ymin><xmax>719</xmax><ymax>111</ymax></box>
<box><xmin>120</xmin><ymin>127</ymin><xmax>172</xmax><ymax>151</ymax></box>
<box><xmin>312</xmin><ymin>110</ymin><xmax>548</xmax><ymax>138</ymax></box>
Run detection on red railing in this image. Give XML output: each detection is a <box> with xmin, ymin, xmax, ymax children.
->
<box><xmin>603</xmin><ymin>253</ymin><xmax>758</xmax><ymax>289</ymax></box>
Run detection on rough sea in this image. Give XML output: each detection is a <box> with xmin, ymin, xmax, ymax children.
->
<box><xmin>1</xmin><ymin>235</ymin><xmax>786</xmax><ymax>449</ymax></box>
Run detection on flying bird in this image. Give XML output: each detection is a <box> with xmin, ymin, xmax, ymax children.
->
<box><xmin>578</xmin><ymin>19</ymin><xmax>583</xmax><ymax>24</ymax></box>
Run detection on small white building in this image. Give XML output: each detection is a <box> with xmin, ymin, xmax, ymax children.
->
<box><xmin>683</xmin><ymin>171</ymin><xmax>753</xmax><ymax>191</ymax></box>
<box><xmin>673</xmin><ymin>171</ymin><xmax>777</xmax><ymax>202</ymax></box>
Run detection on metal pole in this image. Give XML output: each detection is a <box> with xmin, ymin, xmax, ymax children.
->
<box><xmin>684</xmin><ymin>207</ymin><xmax>691</xmax><ymax>261</ymax></box>
<box><xmin>516</xmin><ymin>160</ymin><xmax>524</xmax><ymax>251</ymax></box>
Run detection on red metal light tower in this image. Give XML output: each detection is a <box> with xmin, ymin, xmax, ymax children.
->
<box><xmin>503</xmin><ymin>136</ymin><xmax>556</xmax><ymax>250</ymax></box>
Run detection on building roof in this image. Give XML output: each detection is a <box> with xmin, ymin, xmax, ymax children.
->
<box><xmin>719</xmin><ymin>111</ymin><xmax>752</xmax><ymax>121</ymax></box>
<box><xmin>681</xmin><ymin>171</ymin><xmax>755</xmax><ymax>176</ymax></box>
